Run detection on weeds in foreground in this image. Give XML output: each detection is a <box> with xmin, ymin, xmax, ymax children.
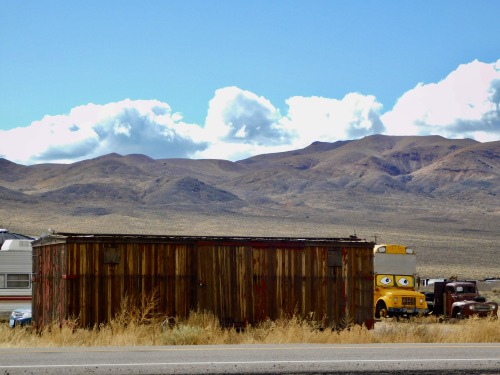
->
<box><xmin>1</xmin><ymin>310</ymin><xmax>498</xmax><ymax>348</ymax></box>
<box><xmin>1</xmin><ymin>293</ymin><xmax>499</xmax><ymax>347</ymax></box>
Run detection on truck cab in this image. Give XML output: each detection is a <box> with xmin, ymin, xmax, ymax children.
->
<box><xmin>373</xmin><ymin>244</ymin><xmax>428</xmax><ymax>318</ymax></box>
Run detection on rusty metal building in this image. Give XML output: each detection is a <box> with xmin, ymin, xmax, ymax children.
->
<box><xmin>32</xmin><ymin>233</ymin><xmax>374</xmax><ymax>329</ymax></box>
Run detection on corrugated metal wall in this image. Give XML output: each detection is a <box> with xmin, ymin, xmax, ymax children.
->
<box><xmin>32</xmin><ymin>235</ymin><xmax>373</xmax><ymax>329</ymax></box>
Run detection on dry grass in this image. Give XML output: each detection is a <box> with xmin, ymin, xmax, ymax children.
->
<box><xmin>1</xmin><ymin>307</ymin><xmax>498</xmax><ymax>348</ymax></box>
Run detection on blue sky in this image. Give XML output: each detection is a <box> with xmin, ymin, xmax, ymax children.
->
<box><xmin>1</xmin><ymin>1</ymin><xmax>499</xmax><ymax>165</ymax></box>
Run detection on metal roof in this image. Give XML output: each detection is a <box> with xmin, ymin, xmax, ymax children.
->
<box><xmin>0</xmin><ymin>229</ymin><xmax>34</xmax><ymax>247</ymax></box>
<box><xmin>32</xmin><ymin>232</ymin><xmax>372</xmax><ymax>247</ymax></box>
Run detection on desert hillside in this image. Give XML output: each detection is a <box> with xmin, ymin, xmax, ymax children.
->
<box><xmin>1</xmin><ymin>134</ymin><xmax>499</xmax><ymax>279</ymax></box>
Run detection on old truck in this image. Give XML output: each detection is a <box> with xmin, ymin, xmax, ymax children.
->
<box><xmin>373</xmin><ymin>244</ymin><xmax>428</xmax><ymax>318</ymax></box>
<box><xmin>425</xmin><ymin>280</ymin><xmax>498</xmax><ymax>319</ymax></box>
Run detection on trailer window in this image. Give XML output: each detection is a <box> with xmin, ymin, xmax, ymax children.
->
<box><xmin>5</xmin><ymin>274</ymin><xmax>31</xmax><ymax>288</ymax></box>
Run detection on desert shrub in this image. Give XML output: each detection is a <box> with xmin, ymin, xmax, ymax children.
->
<box><xmin>1</xmin><ymin>303</ymin><xmax>499</xmax><ymax>348</ymax></box>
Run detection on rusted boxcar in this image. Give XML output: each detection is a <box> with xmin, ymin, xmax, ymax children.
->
<box><xmin>32</xmin><ymin>233</ymin><xmax>374</xmax><ymax>329</ymax></box>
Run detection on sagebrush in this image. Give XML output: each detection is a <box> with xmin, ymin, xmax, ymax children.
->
<box><xmin>1</xmin><ymin>306</ymin><xmax>498</xmax><ymax>348</ymax></box>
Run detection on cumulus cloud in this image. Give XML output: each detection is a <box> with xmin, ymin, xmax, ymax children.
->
<box><xmin>204</xmin><ymin>87</ymin><xmax>287</xmax><ymax>144</ymax></box>
<box><xmin>0</xmin><ymin>99</ymin><xmax>207</xmax><ymax>164</ymax></box>
<box><xmin>282</xmin><ymin>93</ymin><xmax>384</xmax><ymax>144</ymax></box>
<box><xmin>381</xmin><ymin>59</ymin><xmax>500</xmax><ymax>142</ymax></box>
<box><xmin>1</xmin><ymin>58</ymin><xmax>499</xmax><ymax>165</ymax></box>
<box><xmin>193</xmin><ymin>88</ymin><xmax>384</xmax><ymax>161</ymax></box>
<box><xmin>193</xmin><ymin>87</ymin><xmax>293</xmax><ymax>160</ymax></box>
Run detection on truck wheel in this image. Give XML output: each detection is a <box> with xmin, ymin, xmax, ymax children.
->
<box><xmin>452</xmin><ymin>308</ymin><xmax>462</xmax><ymax>319</ymax></box>
<box><xmin>376</xmin><ymin>301</ymin><xmax>388</xmax><ymax>319</ymax></box>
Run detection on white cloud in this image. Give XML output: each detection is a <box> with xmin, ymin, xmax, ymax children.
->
<box><xmin>193</xmin><ymin>86</ymin><xmax>294</xmax><ymax>160</ymax></box>
<box><xmin>204</xmin><ymin>86</ymin><xmax>287</xmax><ymax>144</ymax></box>
<box><xmin>381</xmin><ymin>59</ymin><xmax>500</xmax><ymax>141</ymax></box>
<box><xmin>1</xmin><ymin>59</ymin><xmax>499</xmax><ymax>165</ymax></box>
<box><xmin>194</xmin><ymin>88</ymin><xmax>384</xmax><ymax>161</ymax></box>
<box><xmin>282</xmin><ymin>93</ymin><xmax>384</xmax><ymax>146</ymax></box>
<box><xmin>0</xmin><ymin>99</ymin><xmax>207</xmax><ymax>164</ymax></box>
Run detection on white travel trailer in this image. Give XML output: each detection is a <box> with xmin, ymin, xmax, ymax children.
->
<box><xmin>0</xmin><ymin>230</ymin><xmax>33</xmax><ymax>319</ymax></box>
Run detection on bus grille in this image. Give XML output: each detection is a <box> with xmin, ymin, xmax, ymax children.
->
<box><xmin>402</xmin><ymin>297</ymin><xmax>416</xmax><ymax>306</ymax></box>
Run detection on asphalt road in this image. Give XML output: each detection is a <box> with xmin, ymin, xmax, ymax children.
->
<box><xmin>0</xmin><ymin>343</ymin><xmax>499</xmax><ymax>374</ymax></box>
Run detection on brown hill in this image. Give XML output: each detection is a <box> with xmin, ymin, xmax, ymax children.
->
<box><xmin>409</xmin><ymin>140</ymin><xmax>500</xmax><ymax>196</ymax></box>
<box><xmin>142</xmin><ymin>176</ymin><xmax>244</xmax><ymax>207</ymax></box>
<box><xmin>0</xmin><ymin>134</ymin><xmax>499</xmax><ymax>279</ymax></box>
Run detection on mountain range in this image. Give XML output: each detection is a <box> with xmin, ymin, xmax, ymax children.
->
<box><xmin>1</xmin><ymin>134</ymin><xmax>499</xmax><ymax>279</ymax></box>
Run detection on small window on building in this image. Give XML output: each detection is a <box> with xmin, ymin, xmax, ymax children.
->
<box><xmin>6</xmin><ymin>274</ymin><xmax>31</xmax><ymax>288</ymax></box>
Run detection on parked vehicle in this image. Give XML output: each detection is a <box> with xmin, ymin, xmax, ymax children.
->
<box><xmin>373</xmin><ymin>244</ymin><xmax>428</xmax><ymax>318</ymax></box>
<box><xmin>426</xmin><ymin>280</ymin><xmax>498</xmax><ymax>318</ymax></box>
<box><xmin>9</xmin><ymin>305</ymin><xmax>32</xmax><ymax>328</ymax></box>
<box><xmin>0</xmin><ymin>229</ymin><xmax>34</xmax><ymax>319</ymax></box>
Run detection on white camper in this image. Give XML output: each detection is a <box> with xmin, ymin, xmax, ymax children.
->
<box><xmin>0</xmin><ymin>237</ymin><xmax>33</xmax><ymax>319</ymax></box>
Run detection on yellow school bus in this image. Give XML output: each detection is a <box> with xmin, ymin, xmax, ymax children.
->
<box><xmin>373</xmin><ymin>244</ymin><xmax>428</xmax><ymax>318</ymax></box>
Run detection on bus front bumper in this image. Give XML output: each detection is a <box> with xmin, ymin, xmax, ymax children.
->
<box><xmin>388</xmin><ymin>307</ymin><xmax>429</xmax><ymax>316</ymax></box>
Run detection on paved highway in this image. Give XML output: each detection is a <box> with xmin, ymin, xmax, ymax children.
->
<box><xmin>0</xmin><ymin>343</ymin><xmax>499</xmax><ymax>374</ymax></box>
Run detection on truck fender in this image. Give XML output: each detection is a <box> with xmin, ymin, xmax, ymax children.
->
<box><xmin>451</xmin><ymin>301</ymin><xmax>466</xmax><ymax>309</ymax></box>
<box><xmin>450</xmin><ymin>302</ymin><xmax>465</xmax><ymax>319</ymax></box>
